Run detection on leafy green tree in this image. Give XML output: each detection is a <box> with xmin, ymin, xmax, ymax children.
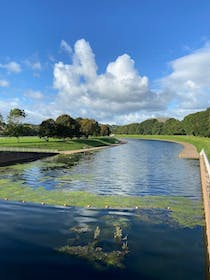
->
<box><xmin>139</xmin><ymin>119</ymin><xmax>159</xmax><ymax>135</ymax></box>
<box><xmin>151</xmin><ymin>121</ymin><xmax>164</xmax><ymax>135</ymax></box>
<box><xmin>0</xmin><ymin>113</ymin><xmax>4</xmax><ymax>135</ymax></box>
<box><xmin>39</xmin><ymin>119</ymin><xmax>56</xmax><ymax>139</ymax></box>
<box><xmin>77</xmin><ymin>118</ymin><xmax>100</xmax><ymax>137</ymax></box>
<box><xmin>182</xmin><ymin>108</ymin><xmax>210</xmax><ymax>137</ymax></box>
<box><xmin>100</xmin><ymin>124</ymin><xmax>111</xmax><ymax>136</ymax></box>
<box><xmin>163</xmin><ymin>118</ymin><xmax>185</xmax><ymax>135</ymax></box>
<box><xmin>7</xmin><ymin>108</ymin><xmax>26</xmax><ymax>124</ymax></box>
<box><xmin>6</xmin><ymin>108</ymin><xmax>26</xmax><ymax>139</ymax></box>
<box><xmin>0</xmin><ymin>113</ymin><xmax>3</xmax><ymax>124</ymax></box>
<box><xmin>55</xmin><ymin>114</ymin><xmax>80</xmax><ymax>138</ymax></box>
<box><xmin>22</xmin><ymin>124</ymin><xmax>39</xmax><ymax>136</ymax></box>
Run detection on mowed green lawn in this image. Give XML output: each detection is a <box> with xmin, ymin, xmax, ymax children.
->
<box><xmin>0</xmin><ymin>136</ymin><xmax>119</xmax><ymax>151</ymax></box>
<box><xmin>116</xmin><ymin>134</ymin><xmax>210</xmax><ymax>159</ymax></box>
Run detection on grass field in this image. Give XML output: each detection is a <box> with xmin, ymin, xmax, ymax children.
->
<box><xmin>115</xmin><ymin>135</ymin><xmax>210</xmax><ymax>160</ymax></box>
<box><xmin>0</xmin><ymin>136</ymin><xmax>119</xmax><ymax>151</ymax></box>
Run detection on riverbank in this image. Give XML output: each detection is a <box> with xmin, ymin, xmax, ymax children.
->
<box><xmin>0</xmin><ymin>136</ymin><xmax>120</xmax><ymax>151</ymax></box>
<box><xmin>0</xmin><ymin>136</ymin><xmax>121</xmax><ymax>166</ymax></box>
<box><xmin>60</xmin><ymin>141</ymin><xmax>126</xmax><ymax>155</ymax></box>
<box><xmin>115</xmin><ymin>135</ymin><xmax>210</xmax><ymax>159</ymax></box>
<box><xmin>0</xmin><ymin>151</ymin><xmax>56</xmax><ymax>166</ymax></box>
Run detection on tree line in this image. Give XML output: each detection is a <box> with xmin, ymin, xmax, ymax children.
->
<box><xmin>39</xmin><ymin>115</ymin><xmax>110</xmax><ymax>139</ymax></box>
<box><xmin>112</xmin><ymin>108</ymin><xmax>210</xmax><ymax>137</ymax></box>
<box><xmin>0</xmin><ymin>109</ymin><xmax>110</xmax><ymax>139</ymax></box>
<box><xmin>1</xmin><ymin>107</ymin><xmax>209</xmax><ymax>139</ymax></box>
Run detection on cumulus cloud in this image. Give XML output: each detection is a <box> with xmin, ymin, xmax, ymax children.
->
<box><xmin>0</xmin><ymin>79</ymin><xmax>9</xmax><ymax>87</ymax></box>
<box><xmin>0</xmin><ymin>98</ymin><xmax>20</xmax><ymax>119</ymax></box>
<box><xmin>60</xmin><ymin>40</ymin><xmax>72</xmax><ymax>55</ymax></box>
<box><xmin>25</xmin><ymin>60</ymin><xmax>42</xmax><ymax>71</ymax></box>
<box><xmin>0</xmin><ymin>61</ymin><xmax>21</xmax><ymax>73</ymax></box>
<box><xmin>53</xmin><ymin>38</ymin><xmax>165</xmax><ymax>123</ymax></box>
<box><xmin>24</xmin><ymin>89</ymin><xmax>44</xmax><ymax>100</ymax></box>
<box><xmin>159</xmin><ymin>43</ymin><xmax>210</xmax><ymax>110</ymax></box>
<box><xmin>11</xmin><ymin>39</ymin><xmax>208</xmax><ymax>125</ymax></box>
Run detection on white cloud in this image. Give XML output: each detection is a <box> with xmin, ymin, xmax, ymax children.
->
<box><xmin>0</xmin><ymin>61</ymin><xmax>21</xmax><ymax>73</ymax></box>
<box><xmin>24</xmin><ymin>89</ymin><xmax>44</xmax><ymax>100</ymax></box>
<box><xmin>0</xmin><ymin>79</ymin><xmax>9</xmax><ymax>87</ymax></box>
<box><xmin>3</xmin><ymin>39</ymin><xmax>207</xmax><ymax>125</ymax></box>
<box><xmin>159</xmin><ymin>43</ymin><xmax>210</xmax><ymax>110</ymax></box>
<box><xmin>60</xmin><ymin>40</ymin><xmax>72</xmax><ymax>55</ymax></box>
<box><xmin>0</xmin><ymin>98</ymin><xmax>20</xmax><ymax>119</ymax></box>
<box><xmin>53</xmin><ymin>38</ymin><xmax>165</xmax><ymax>124</ymax></box>
<box><xmin>24</xmin><ymin>59</ymin><xmax>42</xmax><ymax>71</ymax></box>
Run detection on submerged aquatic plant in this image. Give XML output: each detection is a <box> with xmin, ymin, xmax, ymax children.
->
<box><xmin>57</xmin><ymin>226</ymin><xmax>129</xmax><ymax>269</ymax></box>
<box><xmin>94</xmin><ymin>226</ymin><xmax>100</xmax><ymax>240</ymax></box>
<box><xmin>57</xmin><ymin>244</ymin><xmax>127</xmax><ymax>269</ymax></box>
<box><xmin>70</xmin><ymin>225</ymin><xmax>90</xmax><ymax>233</ymax></box>
<box><xmin>121</xmin><ymin>241</ymin><xmax>129</xmax><ymax>252</ymax></box>
<box><xmin>114</xmin><ymin>226</ymin><xmax>123</xmax><ymax>242</ymax></box>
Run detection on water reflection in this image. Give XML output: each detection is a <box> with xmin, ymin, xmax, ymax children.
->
<box><xmin>0</xmin><ymin>139</ymin><xmax>206</xmax><ymax>279</ymax></box>
<box><xmin>0</xmin><ymin>200</ymin><xmax>205</xmax><ymax>279</ymax></box>
<box><xmin>0</xmin><ymin>139</ymin><xmax>201</xmax><ymax>199</ymax></box>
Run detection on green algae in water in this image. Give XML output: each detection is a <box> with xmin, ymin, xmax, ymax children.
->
<box><xmin>0</xmin><ymin>177</ymin><xmax>204</xmax><ymax>228</ymax></box>
<box><xmin>57</xmin><ymin>244</ymin><xmax>127</xmax><ymax>269</ymax></box>
<box><xmin>0</xmin><ymin>153</ymin><xmax>83</xmax><ymax>173</ymax></box>
<box><xmin>56</xmin><ymin>173</ymin><xmax>94</xmax><ymax>184</ymax></box>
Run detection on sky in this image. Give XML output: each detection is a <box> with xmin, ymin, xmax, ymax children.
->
<box><xmin>0</xmin><ymin>0</ymin><xmax>210</xmax><ymax>125</ymax></box>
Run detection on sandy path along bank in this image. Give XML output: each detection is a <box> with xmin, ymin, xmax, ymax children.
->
<box><xmin>60</xmin><ymin>141</ymin><xmax>126</xmax><ymax>155</ymax></box>
<box><xmin>174</xmin><ymin>141</ymin><xmax>199</xmax><ymax>159</ymax></box>
<box><xmin>138</xmin><ymin>138</ymin><xmax>200</xmax><ymax>159</ymax></box>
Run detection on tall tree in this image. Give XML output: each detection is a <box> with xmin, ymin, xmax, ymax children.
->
<box><xmin>55</xmin><ymin>114</ymin><xmax>80</xmax><ymax>138</ymax></box>
<box><xmin>163</xmin><ymin>118</ymin><xmax>185</xmax><ymax>135</ymax></box>
<box><xmin>100</xmin><ymin>124</ymin><xmax>111</xmax><ymax>136</ymax></box>
<box><xmin>7</xmin><ymin>108</ymin><xmax>26</xmax><ymax>124</ymax></box>
<box><xmin>78</xmin><ymin>118</ymin><xmax>100</xmax><ymax>137</ymax></box>
<box><xmin>39</xmin><ymin>119</ymin><xmax>56</xmax><ymax>139</ymax></box>
<box><xmin>6</xmin><ymin>108</ymin><xmax>26</xmax><ymax>139</ymax></box>
<box><xmin>0</xmin><ymin>113</ymin><xmax>4</xmax><ymax>135</ymax></box>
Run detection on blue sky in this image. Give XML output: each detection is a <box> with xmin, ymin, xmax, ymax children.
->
<box><xmin>0</xmin><ymin>0</ymin><xmax>210</xmax><ymax>124</ymax></box>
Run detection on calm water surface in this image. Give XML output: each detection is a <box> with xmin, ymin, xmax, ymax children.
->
<box><xmin>0</xmin><ymin>139</ymin><xmax>207</xmax><ymax>279</ymax></box>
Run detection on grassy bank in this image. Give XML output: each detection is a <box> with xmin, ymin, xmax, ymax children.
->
<box><xmin>0</xmin><ymin>136</ymin><xmax>119</xmax><ymax>151</ymax></box>
<box><xmin>116</xmin><ymin>135</ymin><xmax>210</xmax><ymax>159</ymax></box>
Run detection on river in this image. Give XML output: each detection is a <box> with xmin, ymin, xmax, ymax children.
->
<box><xmin>0</xmin><ymin>139</ymin><xmax>207</xmax><ymax>279</ymax></box>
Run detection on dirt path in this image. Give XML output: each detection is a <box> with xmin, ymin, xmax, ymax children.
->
<box><xmin>145</xmin><ymin>139</ymin><xmax>200</xmax><ymax>159</ymax></box>
<box><xmin>175</xmin><ymin>141</ymin><xmax>199</xmax><ymax>159</ymax></box>
<box><xmin>60</xmin><ymin>142</ymin><xmax>125</xmax><ymax>155</ymax></box>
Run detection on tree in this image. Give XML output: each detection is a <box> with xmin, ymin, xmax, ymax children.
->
<box><xmin>6</xmin><ymin>108</ymin><xmax>26</xmax><ymax>139</ymax></box>
<box><xmin>7</xmin><ymin>108</ymin><xmax>26</xmax><ymax>124</ymax></box>
<box><xmin>163</xmin><ymin>118</ymin><xmax>185</xmax><ymax>135</ymax></box>
<box><xmin>39</xmin><ymin>119</ymin><xmax>56</xmax><ymax>139</ymax></box>
<box><xmin>55</xmin><ymin>114</ymin><xmax>80</xmax><ymax>138</ymax></box>
<box><xmin>0</xmin><ymin>113</ymin><xmax>3</xmax><ymax>124</ymax></box>
<box><xmin>182</xmin><ymin>108</ymin><xmax>210</xmax><ymax>137</ymax></box>
<box><xmin>139</xmin><ymin>119</ymin><xmax>159</xmax><ymax>135</ymax></box>
<box><xmin>100</xmin><ymin>124</ymin><xmax>111</xmax><ymax>136</ymax></box>
<box><xmin>77</xmin><ymin>118</ymin><xmax>100</xmax><ymax>137</ymax></box>
<box><xmin>0</xmin><ymin>113</ymin><xmax>4</xmax><ymax>135</ymax></box>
